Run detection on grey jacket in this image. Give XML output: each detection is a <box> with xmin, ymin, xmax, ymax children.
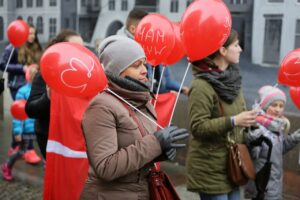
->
<box><xmin>244</xmin><ymin>125</ymin><xmax>300</xmax><ymax>200</ymax></box>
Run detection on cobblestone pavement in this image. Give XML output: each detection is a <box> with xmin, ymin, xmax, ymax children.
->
<box><xmin>0</xmin><ymin>178</ymin><xmax>42</xmax><ymax>200</ymax></box>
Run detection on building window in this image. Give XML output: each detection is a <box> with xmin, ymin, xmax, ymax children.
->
<box><xmin>94</xmin><ymin>0</ymin><xmax>99</xmax><ymax>7</ymax></box>
<box><xmin>36</xmin><ymin>0</ymin><xmax>43</xmax><ymax>7</ymax></box>
<box><xmin>49</xmin><ymin>18</ymin><xmax>57</xmax><ymax>39</ymax></box>
<box><xmin>263</xmin><ymin>15</ymin><xmax>283</xmax><ymax>64</ymax></box>
<box><xmin>268</xmin><ymin>0</ymin><xmax>283</xmax><ymax>2</ymax></box>
<box><xmin>49</xmin><ymin>0</ymin><xmax>56</xmax><ymax>6</ymax></box>
<box><xmin>186</xmin><ymin>0</ymin><xmax>193</xmax><ymax>7</ymax></box>
<box><xmin>108</xmin><ymin>0</ymin><xmax>115</xmax><ymax>10</ymax></box>
<box><xmin>27</xmin><ymin>16</ymin><xmax>33</xmax><ymax>25</ymax></box>
<box><xmin>16</xmin><ymin>0</ymin><xmax>23</xmax><ymax>8</ymax></box>
<box><xmin>230</xmin><ymin>0</ymin><xmax>247</xmax><ymax>4</ymax></box>
<box><xmin>65</xmin><ymin>18</ymin><xmax>70</xmax><ymax>28</ymax></box>
<box><xmin>81</xmin><ymin>0</ymin><xmax>86</xmax><ymax>7</ymax></box>
<box><xmin>170</xmin><ymin>0</ymin><xmax>179</xmax><ymax>13</ymax></box>
<box><xmin>36</xmin><ymin>16</ymin><xmax>43</xmax><ymax>34</ymax></box>
<box><xmin>0</xmin><ymin>0</ymin><xmax>4</xmax><ymax>7</ymax></box>
<box><xmin>0</xmin><ymin>17</ymin><xmax>3</xmax><ymax>40</ymax></box>
<box><xmin>295</xmin><ymin>20</ymin><xmax>300</xmax><ymax>48</ymax></box>
<box><xmin>27</xmin><ymin>0</ymin><xmax>33</xmax><ymax>7</ymax></box>
<box><xmin>121</xmin><ymin>0</ymin><xmax>127</xmax><ymax>11</ymax></box>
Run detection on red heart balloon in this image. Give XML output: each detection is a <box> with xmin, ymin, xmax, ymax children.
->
<box><xmin>278</xmin><ymin>48</ymin><xmax>300</xmax><ymax>87</ymax></box>
<box><xmin>7</xmin><ymin>20</ymin><xmax>29</xmax><ymax>47</ymax></box>
<box><xmin>180</xmin><ymin>0</ymin><xmax>232</xmax><ymax>61</ymax></box>
<box><xmin>10</xmin><ymin>99</ymin><xmax>28</xmax><ymax>120</ymax></box>
<box><xmin>40</xmin><ymin>42</ymin><xmax>107</xmax><ymax>97</ymax></box>
<box><xmin>290</xmin><ymin>87</ymin><xmax>300</xmax><ymax>109</ymax></box>
<box><xmin>135</xmin><ymin>14</ymin><xmax>175</xmax><ymax>66</ymax></box>
<box><xmin>162</xmin><ymin>22</ymin><xmax>185</xmax><ymax>66</ymax></box>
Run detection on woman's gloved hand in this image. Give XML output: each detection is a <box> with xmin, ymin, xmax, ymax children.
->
<box><xmin>154</xmin><ymin>125</ymin><xmax>189</xmax><ymax>151</ymax></box>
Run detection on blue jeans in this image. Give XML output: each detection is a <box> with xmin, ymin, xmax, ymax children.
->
<box><xmin>199</xmin><ymin>189</ymin><xmax>240</xmax><ymax>200</ymax></box>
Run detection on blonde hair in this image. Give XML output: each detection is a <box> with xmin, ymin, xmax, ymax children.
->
<box><xmin>17</xmin><ymin>25</ymin><xmax>42</xmax><ymax>65</ymax></box>
<box><xmin>27</xmin><ymin>65</ymin><xmax>38</xmax><ymax>83</ymax></box>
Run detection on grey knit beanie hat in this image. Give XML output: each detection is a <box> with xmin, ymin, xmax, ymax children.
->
<box><xmin>258</xmin><ymin>85</ymin><xmax>286</xmax><ymax>110</ymax></box>
<box><xmin>98</xmin><ymin>35</ymin><xmax>146</xmax><ymax>76</ymax></box>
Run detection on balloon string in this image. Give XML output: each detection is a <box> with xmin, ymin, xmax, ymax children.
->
<box><xmin>151</xmin><ymin>67</ymin><xmax>155</xmax><ymax>92</ymax></box>
<box><xmin>153</xmin><ymin>66</ymin><xmax>165</xmax><ymax>109</ymax></box>
<box><xmin>168</xmin><ymin>63</ymin><xmax>191</xmax><ymax>126</ymax></box>
<box><xmin>105</xmin><ymin>88</ymin><xmax>163</xmax><ymax>129</ymax></box>
<box><xmin>2</xmin><ymin>47</ymin><xmax>15</xmax><ymax>79</ymax></box>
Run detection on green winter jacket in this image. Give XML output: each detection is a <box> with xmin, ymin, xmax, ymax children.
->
<box><xmin>186</xmin><ymin>67</ymin><xmax>247</xmax><ymax>194</ymax></box>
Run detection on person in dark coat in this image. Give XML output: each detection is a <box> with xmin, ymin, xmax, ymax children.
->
<box><xmin>25</xmin><ymin>30</ymin><xmax>84</xmax><ymax>159</ymax></box>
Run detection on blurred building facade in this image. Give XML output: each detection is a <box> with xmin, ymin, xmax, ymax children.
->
<box><xmin>252</xmin><ymin>0</ymin><xmax>300</xmax><ymax>66</ymax></box>
<box><xmin>1</xmin><ymin>0</ymin><xmax>300</xmax><ymax>66</ymax></box>
<box><xmin>91</xmin><ymin>0</ymin><xmax>253</xmax><ymax>56</ymax></box>
<box><xmin>0</xmin><ymin>0</ymin><xmax>100</xmax><ymax>44</ymax></box>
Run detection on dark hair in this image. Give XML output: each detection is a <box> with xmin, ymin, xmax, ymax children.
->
<box><xmin>207</xmin><ymin>29</ymin><xmax>239</xmax><ymax>60</ymax></box>
<box><xmin>46</xmin><ymin>29</ymin><xmax>80</xmax><ymax>49</ymax></box>
<box><xmin>18</xmin><ymin>24</ymin><xmax>42</xmax><ymax>65</ymax></box>
<box><xmin>192</xmin><ymin>29</ymin><xmax>239</xmax><ymax>68</ymax></box>
<box><xmin>126</xmin><ymin>8</ymin><xmax>148</xmax><ymax>30</ymax></box>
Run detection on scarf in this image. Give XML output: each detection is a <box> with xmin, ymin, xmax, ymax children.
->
<box><xmin>194</xmin><ymin>62</ymin><xmax>242</xmax><ymax>104</ymax></box>
<box><xmin>256</xmin><ymin>114</ymin><xmax>286</xmax><ymax>133</ymax></box>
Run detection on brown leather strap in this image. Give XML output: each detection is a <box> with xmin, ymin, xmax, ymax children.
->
<box><xmin>106</xmin><ymin>91</ymin><xmax>146</xmax><ymax>137</ymax></box>
<box><xmin>120</xmin><ymin>102</ymin><xmax>146</xmax><ymax>137</ymax></box>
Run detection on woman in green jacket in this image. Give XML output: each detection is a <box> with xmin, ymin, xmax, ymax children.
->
<box><xmin>186</xmin><ymin>29</ymin><xmax>258</xmax><ymax>200</ymax></box>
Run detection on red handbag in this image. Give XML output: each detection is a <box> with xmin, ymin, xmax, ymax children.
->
<box><xmin>111</xmin><ymin>93</ymin><xmax>181</xmax><ymax>200</ymax></box>
<box><xmin>149</xmin><ymin>167</ymin><xmax>181</xmax><ymax>200</ymax></box>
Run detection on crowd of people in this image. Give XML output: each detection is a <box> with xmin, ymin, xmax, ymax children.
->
<box><xmin>0</xmin><ymin>7</ymin><xmax>300</xmax><ymax>200</ymax></box>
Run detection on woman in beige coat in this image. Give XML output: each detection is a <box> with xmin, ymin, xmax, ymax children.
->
<box><xmin>80</xmin><ymin>35</ymin><xmax>188</xmax><ymax>200</ymax></box>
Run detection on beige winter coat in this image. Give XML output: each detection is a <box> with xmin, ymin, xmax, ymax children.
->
<box><xmin>80</xmin><ymin>79</ymin><xmax>162</xmax><ymax>200</ymax></box>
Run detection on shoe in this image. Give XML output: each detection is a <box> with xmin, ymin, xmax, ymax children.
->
<box><xmin>7</xmin><ymin>146</ymin><xmax>20</xmax><ymax>156</ymax></box>
<box><xmin>23</xmin><ymin>150</ymin><xmax>41</xmax><ymax>164</ymax></box>
<box><xmin>1</xmin><ymin>163</ymin><xmax>13</xmax><ymax>181</ymax></box>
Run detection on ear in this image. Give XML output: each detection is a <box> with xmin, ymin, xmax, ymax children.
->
<box><xmin>129</xmin><ymin>25</ymin><xmax>136</xmax><ymax>35</ymax></box>
<box><xmin>219</xmin><ymin>46</ymin><xmax>227</xmax><ymax>56</ymax></box>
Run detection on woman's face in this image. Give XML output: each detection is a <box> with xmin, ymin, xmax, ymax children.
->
<box><xmin>266</xmin><ymin>100</ymin><xmax>285</xmax><ymax>118</ymax></box>
<box><xmin>223</xmin><ymin>40</ymin><xmax>242</xmax><ymax>64</ymax></box>
<box><xmin>67</xmin><ymin>35</ymin><xmax>84</xmax><ymax>46</ymax></box>
<box><xmin>27</xmin><ymin>27</ymin><xmax>36</xmax><ymax>43</ymax></box>
<box><xmin>120</xmin><ymin>58</ymin><xmax>148</xmax><ymax>83</ymax></box>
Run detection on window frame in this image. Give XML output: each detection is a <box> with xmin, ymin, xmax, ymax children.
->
<box><xmin>121</xmin><ymin>0</ymin><xmax>128</xmax><ymax>11</ymax></box>
<box><xmin>49</xmin><ymin>18</ymin><xmax>57</xmax><ymax>39</ymax></box>
<box><xmin>36</xmin><ymin>0</ymin><xmax>43</xmax><ymax>7</ymax></box>
<box><xmin>170</xmin><ymin>0</ymin><xmax>179</xmax><ymax>13</ymax></box>
<box><xmin>295</xmin><ymin>19</ymin><xmax>300</xmax><ymax>48</ymax></box>
<box><xmin>36</xmin><ymin>16</ymin><xmax>43</xmax><ymax>34</ymax></box>
<box><xmin>108</xmin><ymin>0</ymin><xmax>115</xmax><ymax>11</ymax></box>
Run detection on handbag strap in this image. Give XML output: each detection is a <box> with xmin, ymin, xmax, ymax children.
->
<box><xmin>106</xmin><ymin>91</ymin><xmax>146</xmax><ymax>137</ymax></box>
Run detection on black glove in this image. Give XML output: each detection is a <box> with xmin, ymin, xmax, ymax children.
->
<box><xmin>154</xmin><ymin>125</ymin><xmax>189</xmax><ymax>151</ymax></box>
<box><xmin>165</xmin><ymin>148</ymin><xmax>176</xmax><ymax>161</ymax></box>
<box><xmin>0</xmin><ymin>78</ymin><xmax>4</xmax><ymax>95</ymax></box>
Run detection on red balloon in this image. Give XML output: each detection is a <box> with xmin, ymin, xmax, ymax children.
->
<box><xmin>180</xmin><ymin>0</ymin><xmax>232</xmax><ymax>61</ymax></box>
<box><xmin>135</xmin><ymin>14</ymin><xmax>175</xmax><ymax>66</ymax></box>
<box><xmin>162</xmin><ymin>22</ymin><xmax>185</xmax><ymax>65</ymax></box>
<box><xmin>7</xmin><ymin>20</ymin><xmax>29</xmax><ymax>47</ymax></box>
<box><xmin>40</xmin><ymin>42</ymin><xmax>107</xmax><ymax>97</ymax></box>
<box><xmin>290</xmin><ymin>87</ymin><xmax>300</xmax><ymax>109</ymax></box>
<box><xmin>278</xmin><ymin>48</ymin><xmax>300</xmax><ymax>87</ymax></box>
<box><xmin>10</xmin><ymin>99</ymin><xmax>28</xmax><ymax>120</ymax></box>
